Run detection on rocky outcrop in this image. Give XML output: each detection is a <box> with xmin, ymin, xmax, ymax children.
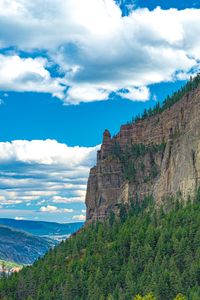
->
<box><xmin>86</xmin><ymin>86</ymin><xmax>200</xmax><ymax>222</ymax></box>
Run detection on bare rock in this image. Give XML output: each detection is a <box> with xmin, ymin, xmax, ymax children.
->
<box><xmin>86</xmin><ymin>86</ymin><xmax>200</xmax><ymax>221</ymax></box>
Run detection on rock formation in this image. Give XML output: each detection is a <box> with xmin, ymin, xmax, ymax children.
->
<box><xmin>86</xmin><ymin>85</ymin><xmax>200</xmax><ymax>222</ymax></box>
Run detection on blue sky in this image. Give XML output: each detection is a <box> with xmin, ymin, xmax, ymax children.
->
<box><xmin>119</xmin><ymin>0</ymin><xmax>200</xmax><ymax>12</ymax></box>
<box><xmin>0</xmin><ymin>0</ymin><xmax>199</xmax><ymax>222</ymax></box>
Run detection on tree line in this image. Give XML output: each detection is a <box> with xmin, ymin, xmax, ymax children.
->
<box><xmin>0</xmin><ymin>193</ymin><xmax>200</xmax><ymax>299</ymax></box>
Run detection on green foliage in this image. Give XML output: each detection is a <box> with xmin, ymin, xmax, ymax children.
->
<box><xmin>1</xmin><ymin>199</ymin><xmax>200</xmax><ymax>299</ymax></box>
<box><xmin>0</xmin><ymin>260</ymin><xmax>23</xmax><ymax>269</ymax></box>
<box><xmin>119</xmin><ymin>203</ymin><xmax>128</xmax><ymax>223</ymax></box>
<box><xmin>129</xmin><ymin>74</ymin><xmax>200</xmax><ymax>124</ymax></box>
<box><xmin>195</xmin><ymin>186</ymin><xmax>200</xmax><ymax>204</ymax></box>
<box><xmin>112</xmin><ymin>143</ymin><xmax>165</xmax><ymax>162</ymax></box>
<box><xmin>173</xmin><ymin>294</ymin><xmax>187</xmax><ymax>300</ymax></box>
<box><xmin>109</xmin><ymin>211</ymin><xmax>115</xmax><ymax>227</ymax></box>
<box><xmin>134</xmin><ymin>293</ymin><xmax>186</xmax><ymax>300</ymax></box>
<box><xmin>134</xmin><ymin>293</ymin><xmax>156</xmax><ymax>300</ymax></box>
<box><xmin>112</xmin><ymin>142</ymin><xmax>123</xmax><ymax>160</ymax></box>
<box><xmin>124</xmin><ymin>161</ymin><xmax>136</xmax><ymax>181</ymax></box>
<box><xmin>150</xmin><ymin>164</ymin><xmax>158</xmax><ymax>179</ymax></box>
<box><xmin>134</xmin><ymin>295</ymin><xmax>143</xmax><ymax>300</ymax></box>
<box><xmin>112</xmin><ymin>143</ymin><xmax>165</xmax><ymax>183</ymax></box>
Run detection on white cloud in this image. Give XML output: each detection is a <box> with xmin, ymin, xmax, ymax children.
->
<box><xmin>65</xmin><ymin>85</ymin><xmax>110</xmax><ymax>105</ymax></box>
<box><xmin>0</xmin><ymin>2</ymin><xmax>200</xmax><ymax>103</ymax></box>
<box><xmin>118</xmin><ymin>86</ymin><xmax>150</xmax><ymax>101</ymax></box>
<box><xmin>36</xmin><ymin>200</ymin><xmax>46</xmax><ymax>206</ymax></box>
<box><xmin>0</xmin><ymin>54</ymin><xmax>65</xmax><ymax>98</ymax></box>
<box><xmin>0</xmin><ymin>0</ymin><xmax>121</xmax><ymax>48</ymax></box>
<box><xmin>0</xmin><ymin>198</ymin><xmax>22</xmax><ymax>205</ymax></box>
<box><xmin>15</xmin><ymin>216</ymin><xmax>25</xmax><ymax>220</ymax></box>
<box><xmin>52</xmin><ymin>196</ymin><xmax>85</xmax><ymax>203</ymax></box>
<box><xmin>0</xmin><ymin>139</ymin><xmax>98</xmax><ymax>217</ymax></box>
<box><xmin>40</xmin><ymin>205</ymin><xmax>73</xmax><ymax>213</ymax></box>
<box><xmin>72</xmin><ymin>214</ymin><xmax>86</xmax><ymax>221</ymax></box>
<box><xmin>0</xmin><ymin>139</ymin><xmax>99</xmax><ymax>166</ymax></box>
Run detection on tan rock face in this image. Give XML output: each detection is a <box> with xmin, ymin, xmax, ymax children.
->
<box><xmin>86</xmin><ymin>87</ymin><xmax>200</xmax><ymax>222</ymax></box>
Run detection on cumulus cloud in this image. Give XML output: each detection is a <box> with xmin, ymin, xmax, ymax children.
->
<box><xmin>118</xmin><ymin>87</ymin><xmax>150</xmax><ymax>101</ymax></box>
<box><xmin>72</xmin><ymin>214</ymin><xmax>86</xmax><ymax>221</ymax></box>
<box><xmin>0</xmin><ymin>139</ymin><xmax>99</xmax><ymax>166</ymax></box>
<box><xmin>65</xmin><ymin>85</ymin><xmax>110</xmax><ymax>104</ymax></box>
<box><xmin>40</xmin><ymin>205</ymin><xmax>73</xmax><ymax>213</ymax></box>
<box><xmin>0</xmin><ymin>54</ymin><xmax>65</xmax><ymax>98</ymax></box>
<box><xmin>0</xmin><ymin>1</ymin><xmax>200</xmax><ymax>103</ymax></box>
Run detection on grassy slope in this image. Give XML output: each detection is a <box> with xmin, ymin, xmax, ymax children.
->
<box><xmin>0</xmin><ymin>260</ymin><xmax>22</xmax><ymax>269</ymax></box>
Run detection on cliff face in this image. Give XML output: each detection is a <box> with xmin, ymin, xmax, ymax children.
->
<box><xmin>86</xmin><ymin>86</ymin><xmax>200</xmax><ymax>222</ymax></box>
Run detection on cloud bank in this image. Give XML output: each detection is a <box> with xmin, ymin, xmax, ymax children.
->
<box><xmin>0</xmin><ymin>0</ymin><xmax>200</xmax><ymax>104</ymax></box>
<box><xmin>0</xmin><ymin>139</ymin><xmax>99</xmax><ymax>221</ymax></box>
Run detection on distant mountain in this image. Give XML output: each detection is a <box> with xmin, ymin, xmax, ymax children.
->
<box><xmin>0</xmin><ymin>219</ymin><xmax>84</xmax><ymax>265</ymax></box>
<box><xmin>0</xmin><ymin>219</ymin><xmax>84</xmax><ymax>241</ymax></box>
<box><xmin>0</xmin><ymin>225</ymin><xmax>55</xmax><ymax>264</ymax></box>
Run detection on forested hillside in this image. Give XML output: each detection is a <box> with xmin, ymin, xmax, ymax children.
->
<box><xmin>1</xmin><ymin>196</ymin><xmax>200</xmax><ymax>300</ymax></box>
<box><xmin>130</xmin><ymin>74</ymin><xmax>200</xmax><ymax>123</ymax></box>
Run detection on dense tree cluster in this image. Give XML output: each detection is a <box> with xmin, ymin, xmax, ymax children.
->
<box><xmin>127</xmin><ymin>74</ymin><xmax>200</xmax><ymax>124</ymax></box>
<box><xmin>0</xmin><ymin>195</ymin><xmax>200</xmax><ymax>300</ymax></box>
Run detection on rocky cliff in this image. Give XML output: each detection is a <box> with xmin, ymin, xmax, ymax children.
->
<box><xmin>86</xmin><ymin>84</ymin><xmax>200</xmax><ymax>222</ymax></box>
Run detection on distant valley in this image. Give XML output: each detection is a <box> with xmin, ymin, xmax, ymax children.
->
<box><xmin>0</xmin><ymin>219</ymin><xmax>83</xmax><ymax>265</ymax></box>
<box><xmin>0</xmin><ymin>218</ymin><xmax>84</xmax><ymax>241</ymax></box>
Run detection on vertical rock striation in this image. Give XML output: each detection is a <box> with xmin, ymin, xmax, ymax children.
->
<box><xmin>86</xmin><ymin>86</ymin><xmax>200</xmax><ymax>222</ymax></box>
